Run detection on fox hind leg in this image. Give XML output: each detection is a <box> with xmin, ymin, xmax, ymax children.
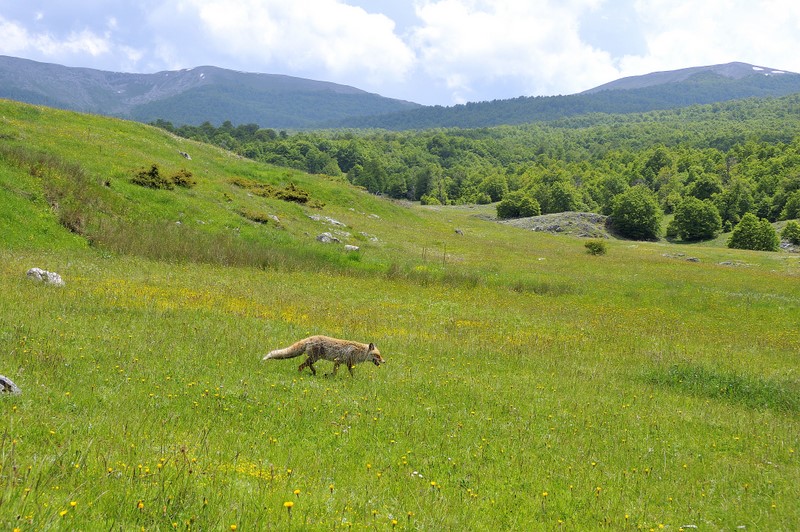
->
<box><xmin>301</xmin><ymin>343</ymin><xmax>325</xmax><ymax>376</ymax></box>
<box><xmin>298</xmin><ymin>357</ymin><xmax>316</xmax><ymax>375</ymax></box>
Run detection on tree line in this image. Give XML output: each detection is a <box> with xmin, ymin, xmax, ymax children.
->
<box><xmin>152</xmin><ymin>94</ymin><xmax>800</xmax><ymax>248</ymax></box>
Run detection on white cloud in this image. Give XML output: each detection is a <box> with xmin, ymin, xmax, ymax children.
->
<box><xmin>4</xmin><ymin>1</ymin><xmax>800</xmax><ymax>105</ymax></box>
<box><xmin>408</xmin><ymin>0</ymin><xmax>618</xmax><ymax>102</ymax></box>
<box><xmin>0</xmin><ymin>15</ymin><xmax>110</xmax><ymax>59</ymax></box>
<box><xmin>180</xmin><ymin>0</ymin><xmax>416</xmax><ymax>86</ymax></box>
<box><xmin>620</xmin><ymin>0</ymin><xmax>800</xmax><ymax>77</ymax></box>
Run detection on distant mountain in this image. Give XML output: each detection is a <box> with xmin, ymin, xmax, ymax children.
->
<box><xmin>2</xmin><ymin>56</ymin><xmax>799</xmax><ymax>131</ymax></box>
<box><xmin>0</xmin><ymin>55</ymin><xmax>421</xmax><ymax>129</ymax></box>
<box><xmin>331</xmin><ymin>62</ymin><xmax>800</xmax><ymax>130</ymax></box>
<box><xmin>582</xmin><ymin>61</ymin><xmax>793</xmax><ymax>93</ymax></box>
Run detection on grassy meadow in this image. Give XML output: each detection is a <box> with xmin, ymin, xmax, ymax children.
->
<box><xmin>1</xmin><ymin>100</ymin><xmax>800</xmax><ymax>530</ymax></box>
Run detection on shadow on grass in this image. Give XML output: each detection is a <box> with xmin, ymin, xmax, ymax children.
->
<box><xmin>647</xmin><ymin>363</ymin><xmax>800</xmax><ymax>416</ymax></box>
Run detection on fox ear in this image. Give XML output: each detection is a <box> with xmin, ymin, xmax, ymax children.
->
<box><xmin>368</xmin><ymin>343</ymin><xmax>375</xmax><ymax>351</ymax></box>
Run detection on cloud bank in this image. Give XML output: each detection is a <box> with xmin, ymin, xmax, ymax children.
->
<box><xmin>1</xmin><ymin>0</ymin><xmax>800</xmax><ymax>105</ymax></box>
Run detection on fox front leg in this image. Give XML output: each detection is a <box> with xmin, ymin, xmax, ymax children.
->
<box><xmin>328</xmin><ymin>358</ymin><xmax>342</xmax><ymax>377</ymax></box>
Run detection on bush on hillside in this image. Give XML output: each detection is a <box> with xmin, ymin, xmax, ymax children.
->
<box><xmin>420</xmin><ymin>194</ymin><xmax>442</xmax><ymax>206</ymax></box>
<box><xmin>584</xmin><ymin>240</ymin><xmax>607</xmax><ymax>255</ymax></box>
<box><xmin>781</xmin><ymin>220</ymin><xmax>800</xmax><ymax>244</ymax></box>
<box><xmin>780</xmin><ymin>191</ymin><xmax>800</xmax><ymax>220</ymax></box>
<box><xmin>610</xmin><ymin>185</ymin><xmax>662</xmax><ymax>240</ymax></box>
<box><xmin>170</xmin><ymin>168</ymin><xmax>197</xmax><ymax>188</ymax></box>
<box><xmin>669</xmin><ymin>197</ymin><xmax>722</xmax><ymax>241</ymax></box>
<box><xmin>496</xmin><ymin>190</ymin><xmax>541</xmax><ymax>219</ymax></box>
<box><xmin>229</xmin><ymin>177</ymin><xmax>324</xmax><ymax>208</ymax></box>
<box><xmin>727</xmin><ymin>213</ymin><xmax>779</xmax><ymax>251</ymax></box>
<box><xmin>131</xmin><ymin>164</ymin><xmax>174</xmax><ymax>190</ymax></box>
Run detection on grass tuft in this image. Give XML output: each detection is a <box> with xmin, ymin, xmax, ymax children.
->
<box><xmin>647</xmin><ymin>363</ymin><xmax>800</xmax><ymax>415</ymax></box>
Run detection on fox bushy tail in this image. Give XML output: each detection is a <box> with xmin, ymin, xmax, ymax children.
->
<box><xmin>263</xmin><ymin>340</ymin><xmax>306</xmax><ymax>360</ymax></box>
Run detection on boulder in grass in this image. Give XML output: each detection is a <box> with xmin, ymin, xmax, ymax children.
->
<box><xmin>316</xmin><ymin>232</ymin><xmax>340</xmax><ymax>244</ymax></box>
<box><xmin>0</xmin><ymin>375</ymin><xmax>21</xmax><ymax>395</ymax></box>
<box><xmin>26</xmin><ymin>267</ymin><xmax>65</xmax><ymax>286</ymax></box>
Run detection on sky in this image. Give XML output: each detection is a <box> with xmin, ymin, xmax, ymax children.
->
<box><xmin>2</xmin><ymin>1</ymin><xmax>800</xmax><ymax>106</ymax></box>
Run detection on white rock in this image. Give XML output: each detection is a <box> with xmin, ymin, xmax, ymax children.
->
<box><xmin>26</xmin><ymin>268</ymin><xmax>65</xmax><ymax>287</ymax></box>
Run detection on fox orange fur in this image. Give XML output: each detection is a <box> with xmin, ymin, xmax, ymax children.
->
<box><xmin>263</xmin><ymin>335</ymin><xmax>384</xmax><ymax>376</ymax></box>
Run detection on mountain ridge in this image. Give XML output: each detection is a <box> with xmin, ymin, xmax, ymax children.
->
<box><xmin>2</xmin><ymin>55</ymin><xmax>800</xmax><ymax>130</ymax></box>
<box><xmin>582</xmin><ymin>61</ymin><xmax>796</xmax><ymax>93</ymax></box>
<box><xmin>0</xmin><ymin>55</ymin><xmax>420</xmax><ymax>128</ymax></box>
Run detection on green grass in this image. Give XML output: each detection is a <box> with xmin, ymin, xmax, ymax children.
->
<box><xmin>1</xmin><ymin>100</ymin><xmax>799</xmax><ymax>530</ymax></box>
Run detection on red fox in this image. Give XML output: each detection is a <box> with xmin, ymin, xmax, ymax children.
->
<box><xmin>263</xmin><ymin>335</ymin><xmax>384</xmax><ymax>376</ymax></box>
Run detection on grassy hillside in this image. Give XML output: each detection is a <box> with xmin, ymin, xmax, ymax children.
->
<box><xmin>1</xmin><ymin>100</ymin><xmax>799</xmax><ymax>530</ymax></box>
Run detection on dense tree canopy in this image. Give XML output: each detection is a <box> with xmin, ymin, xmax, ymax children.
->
<box><xmin>153</xmin><ymin>94</ymin><xmax>800</xmax><ymax>240</ymax></box>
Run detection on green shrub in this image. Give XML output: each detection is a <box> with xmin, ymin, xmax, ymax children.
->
<box><xmin>782</xmin><ymin>220</ymin><xmax>800</xmax><ymax>245</ymax></box>
<box><xmin>238</xmin><ymin>208</ymin><xmax>273</xmax><ymax>225</ymax></box>
<box><xmin>610</xmin><ymin>185</ymin><xmax>662</xmax><ymax>240</ymax></box>
<box><xmin>420</xmin><ymin>194</ymin><xmax>441</xmax><ymax>206</ymax></box>
<box><xmin>474</xmin><ymin>192</ymin><xmax>492</xmax><ymax>205</ymax></box>
<box><xmin>671</xmin><ymin>197</ymin><xmax>722</xmax><ymax>241</ymax></box>
<box><xmin>496</xmin><ymin>190</ymin><xmax>541</xmax><ymax>219</ymax></box>
<box><xmin>170</xmin><ymin>168</ymin><xmax>196</xmax><ymax>188</ymax></box>
<box><xmin>780</xmin><ymin>190</ymin><xmax>800</xmax><ymax>220</ymax></box>
<box><xmin>131</xmin><ymin>164</ymin><xmax>174</xmax><ymax>190</ymax></box>
<box><xmin>229</xmin><ymin>178</ymin><xmax>324</xmax><ymax>207</ymax></box>
<box><xmin>728</xmin><ymin>213</ymin><xmax>779</xmax><ymax>251</ymax></box>
<box><xmin>584</xmin><ymin>240</ymin><xmax>608</xmax><ymax>255</ymax></box>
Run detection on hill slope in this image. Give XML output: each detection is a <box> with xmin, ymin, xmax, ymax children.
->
<box><xmin>0</xmin><ymin>55</ymin><xmax>420</xmax><ymax>129</ymax></box>
<box><xmin>1</xmin><ymin>100</ymin><xmax>800</xmax><ymax>529</ymax></box>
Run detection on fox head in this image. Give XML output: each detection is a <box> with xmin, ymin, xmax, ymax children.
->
<box><xmin>368</xmin><ymin>343</ymin><xmax>385</xmax><ymax>366</ymax></box>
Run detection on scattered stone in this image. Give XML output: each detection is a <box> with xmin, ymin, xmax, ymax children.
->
<box><xmin>499</xmin><ymin>212</ymin><xmax>610</xmax><ymax>238</ymax></box>
<box><xmin>308</xmin><ymin>214</ymin><xmax>346</xmax><ymax>227</ymax></box>
<box><xmin>344</xmin><ymin>245</ymin><xmax>360</xmax><ymax>252</ymax></box>
<box><xmin>686</xmin><ymin>257</ymin><xmax>701</xmax><ymax>263</ymax></box>
<box><xmin>316</xmin><ymin>232</ymin><xmax>340</xmax><ymax>244</ymax></box>
<box><xmin>26</xmin><ymin>267</ymin><xmax>65</xmax><ymax>286</ymax></box>
<box><xmin>0</xmin><ymin>375</ymin><xmax>21</xmax><ymax>395</ymax></box>
<box><xmin>455</xmin><ymin>228</ymin><xmax>464</xmax><ymax>235</ymax></box>
<box><xmin>269</xmin><ymin>215</ymin><xmax>280</xmax><ymax>224</ymax></box>
<box><xmin>179</xmin><ymin>151</ymin><xmax>192</xmax><ymax>160</ymax></box>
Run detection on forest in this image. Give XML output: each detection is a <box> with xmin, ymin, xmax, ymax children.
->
<box><xmin>152</xmin><ymin>93</ymin><xmax>800</xmax><ymax>240</ymax></box>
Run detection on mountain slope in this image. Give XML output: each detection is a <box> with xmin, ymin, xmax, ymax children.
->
<box><xmin>3</xmin><ymin>56</ymin><xmax>800</xmax><ymax>131</ymax></box>
<box><xmin>0</xmin><ymin>55</ymin><xmax>420</xmax><ymax>129</ymax></box>
<box><xmin>582</xmin><ymin>61</ymin><xmax>792</xmax><ymax>93</ymax></box>
<box><xmin>332</xmin><ymin>62</ymin><xmax>800</xmax><ymax>130</ymax></box>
